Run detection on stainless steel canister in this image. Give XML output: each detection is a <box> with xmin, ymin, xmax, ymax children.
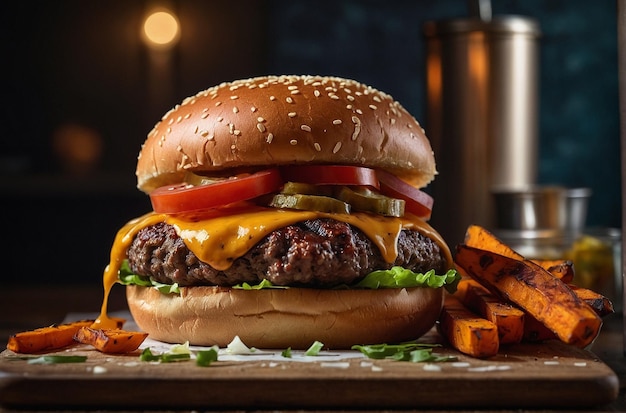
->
<box><xmin>423</xmin><ymin>16</ymin><xmax>541</xmax><ymax>245</ymax></box>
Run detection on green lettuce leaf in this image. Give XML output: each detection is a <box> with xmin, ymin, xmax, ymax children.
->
<box><xmin>117</xmin><ymin>259</ymin><xmax>459</xmax><ymax>295</ymax></box>
<box><xmin>118</xmin><ymin>260</ymin><xmax>180</xmax><ymax>294</ymax></box>
<box><xmin>232</xmin><ymin>279</ymin><xmax>288</xmax><ymax>290</ymax></box>
<box><xmin>354</xmin><ymin>267</ymin><xmax>460</xmax><ymax>293</ymax></box>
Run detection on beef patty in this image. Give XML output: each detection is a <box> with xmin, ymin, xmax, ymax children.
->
<box><xmin>127</xmin><ymin>218</ymin><xmax>445</xmax><ymax>288</ymax></box>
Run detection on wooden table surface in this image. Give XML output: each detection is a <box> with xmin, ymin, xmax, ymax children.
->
<box><xmin>1</xmin><ymin>284</ymin><xmax>624</xmax><ymax>412</ymax></box>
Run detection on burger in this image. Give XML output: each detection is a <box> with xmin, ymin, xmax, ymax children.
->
<box><xmin>96</xmin><ymin>75</ymin><xmax>458</xmax><ymax>349</ymax></box>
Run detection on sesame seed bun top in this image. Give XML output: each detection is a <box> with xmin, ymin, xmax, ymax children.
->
<box><xmin>136</xmin><ymin>75</ymin><xmax>437</xmax><ymax>193</ymax></box>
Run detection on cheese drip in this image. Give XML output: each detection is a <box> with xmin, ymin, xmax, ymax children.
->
<box><xmin>93</xmin><ymin>207</ymin><xmax>451</xmax><ymax>329</ymax></box>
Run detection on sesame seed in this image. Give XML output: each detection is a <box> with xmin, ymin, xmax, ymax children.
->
<box><xmin>231</xmin><ymin>144</ymin><xmax>236</xmax><ymax>150</ymax></box>
<box><xmin>207</xmin><ymin>133</ymin><xmax>214</xmax><ymax>141</ymax></box>
<box><xmin>215</xmin><ymin>101</ymin><xmax>222</xmax><ymax>107</ymax></box>
<box><xmin>176</xmin><ymin>116</ymin><xmax>183</xmax><ymax>123</ymax></box>
<box><xmin>314</xmin><ymin>90</ymin><xmax>321</xmax><ymax>97</ymax></box>
<box><xmin>167</xmin><ymin>127</ymin><xmax>172</xmax><ymax>134</ymax></box>
<box><xmin>234</xmin><ymin>130</ymin><xmax>241</xmax><ymax>136</ymax></box>
<box><xmin>356</xmin><ymin>109</ymin><xmax>363</xmax><ymax>115</ymax></box>
<box><xmin>329</xmin><ymin>94</ymin><xmax>339</xmax><ymax>100</ymax></box>
<box><xmin>217</xmin><ymin>116</ymin><xmax>224</xmax><ymax>122</ymax></box>
<box><xmin>332</xmin><ymin>119</ymin><xmax>342</xmax><ymax>125</ymax></box>
<box><xmin>257</xmin><ymin>123</ymin><xmax>266</xmax><ymax>133</ymax></box>
<box><xmin>290</xmin><ymin>139</ymin><xmax>298</xmax><ymax>145</ymax></box>
<box><xmin>352</xmin><ymin>116</ymin><xmax>361</xmax><ymax>141</ymax></box>
<box><xmin>201</xmin><ymin>112</ymin><xmax>209</xmax><ymax>119</ymax></box>
<box><xmin>286</xmin><ymin>97</ymin><xmax>294</xmax><ymax>103</ymax></box>
<box><xmin>369</xmin><ymin>104</ymin><xmax>377</xmax><ymax>110</ymax></box>
<box><xmin>184</xmin><ymin>113</ymin><xmax>191</xmax><ymax>119</ymax></box>
<box><xmin>373</xmin><ymin>96</ymin><xmax>382</xmax><ymax>103</ymax></box>
<box><xmin>346</xmin><ymin>104</ymin><xmax>353</xmax><ymax>110</ymax></box>
<box><xmin>251</xmin><ymin>106</ymin><xmax>257</xmax><ymax>112</ymax></box>
<box><xmin>314</xmin><ymin>142</ymin><xmax>322</xmax><ymax>152</ymax></box>
<box><xmin>332</xmin><ymin>141</ymin><xmax>342</xmax><ymax>153</ymax></box>
<box><xmin>200</xmin><ymin>130</ymin><xmax>209</xmax><ymax>137</ymax></box>
<box><xmin>194</xmin><ymin>126</ymin><xmax>199</xmax><ymax>133</ymax></box>
<box><xmin>266</xmin><ymin>133</ymin><xmax>274</xmax><ymax>144</ymax></box>
<box><xmin>291</xmin><ymin>90</ymin><xmax>300</xmax><ymax>95</ymax></box>
<box><xmin>347</xmin><ymin>95</ymin><xmax>355</xmax><ymax>101</ymax></box>
<box><xmin>233</xmin><ymin>106</ymin><xmax>239</xmax><ymax>114</ymax></box>
<box><xmin>301</xmin><ymin>124</ymin><xmax>311</xmax><ymax>132</ymax></box>
<box><xmin>288</xmin><ymin>112</ymin><xmax>297</xmax><ymax>118</ymax></box>
<box><xmin>390</xmin><ymin>118</ymin><xmax>396</xmax><ymax>125</ymax></box>
<box><xmin>257</xmin><ymin>116</ymin><xmax>265</xmax><ymax>122</ymax></box>
<box><xmin>270</xmin><ymin>95</ymin><xmax>276</xmax><ymax>101</ymax></box>
<box><xmin>288</xmin><ymin>85</ymin><xmax>298</xmax><ymax>90</ymax></box>
<box><xmin>230</xmin><ymin>95</ymin><xmax>238</xmax><ymax>100</ymax></box>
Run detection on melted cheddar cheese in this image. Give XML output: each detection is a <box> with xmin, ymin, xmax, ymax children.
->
<box><xmin>93</xmin><ymin>206</ymin><xmax>452</xmax><ymax>329</ymax></box>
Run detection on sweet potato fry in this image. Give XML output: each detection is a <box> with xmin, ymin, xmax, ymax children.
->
<box><xmin>569</xmin><ymin>285</ymin><xmax>615</xmax><ymax>317</ymax></box>
<box><xmin>7</xmin><ymin>320</ymin><xmax>95</xmax><ymax>354</ymax></box>
<box><xmin>438</xmin><ymin>295</ymin><xmax>499</xmax><ymax>358</ymax></box>
<box><xmin>523</xmin><ymin>313</ymin><xmax>557</xmax><ymax>342</ymax></box>
<box><xmin>461</xmin><ymin>282</ymin><xmax>525</xmax><ymax>345</ymax></box>
<box><xmin>534</xmin><ymin>259</ymin><xmax>575</xmax><ymax>284</ymax></box>
<box><xmin>464</xmin><ymin>225</ymin><xmax>575</xmax><ymax>282</ymax></box>
<box><xmin>464</xmin><ymin>224</ymin><xmax>525</xmax><ymax>260</ymax></box>
<box><xmin>455</xmin><ymin>245</ymin><xmax>602</xmax><ymax>348</ymax></box>
<box><xmin>74</xmin><ymin>327</ymin><xmax>148</xmax><ymax>354</ymax></box>
<box><xmin>453</xmin><ymin>274</ymin><xmax>480</xmax><ymax>302</ymax></box>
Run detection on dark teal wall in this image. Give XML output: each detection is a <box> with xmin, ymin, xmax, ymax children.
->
<box><xmin>266</xmin><ymin>0</ymin><xmax>621</xmax><ymax>229</ymax></box>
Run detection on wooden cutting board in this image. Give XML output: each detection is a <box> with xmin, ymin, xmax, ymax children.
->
<box><xmin>0</xmin><ymin>327</ymin><xmax>619</xmax><ymax>411</ymax></box>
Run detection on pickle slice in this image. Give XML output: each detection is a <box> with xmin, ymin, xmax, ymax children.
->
<box><xmin>184</xmin><ymin>171</ymin><xmax>221</xmax><ymax>186</ymax></box>
<box><xmin>281</xmin><ymin>181</ymin><xmax>333</xmax><ymax>196</ymax></box>
<box><xmin>336</xmin><ymin>186</ymin><xmax>405</xmax><ymax>217</ymax></box>
<box><xmin>270</xmin><ymin>193</ymin><xmax>351</xmax><ymax>214</ymax></box>
<box><xmin>281</xmin><ymin>181</ymin><xmax>320</xmax><ymax>195</ymax></box>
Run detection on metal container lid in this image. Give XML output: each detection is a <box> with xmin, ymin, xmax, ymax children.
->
<box><xmin>423</xmin><ymin>15</ymin><xmax>541</xmax><ymax>37</ymax></box>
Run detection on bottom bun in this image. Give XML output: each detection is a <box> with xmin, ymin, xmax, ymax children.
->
<box><xmin>126</xmin><ymin>285</ymin><xmax>444</xmax><ymax>349</ymax></box>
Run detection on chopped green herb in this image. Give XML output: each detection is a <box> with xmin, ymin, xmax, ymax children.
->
<box><xmin>305</xmin><ymin>341</ymin><xmax>324</xmax><ymax>356</ymax></box>
<box><xmin>196</xmin><ymin>349</ymin><xmax>219</xmax><ymax>367</ymax></box>
<box><xmin>139</xmin><ymin>347</ymin><xmax>161</xmax><ymax>362</ymax></box>
<box><xmin>352</xmin><ymin>342</ymin><xmax>457</xmax><ymax>363</ymax></box>
<box><xmin>160</xmin><ymin>353</ymin><xmax>191</xmax><ymax>363</ymax></box>
<box><xmin>281</xmin><ymin>347</ymin><xmax>292</xmax><ymax>358</ymax></box>
<box><xmin>139</xmin><ymin>347</ymin><xmax>191</xmax><ymax>363</ymax></box>
<box><xmin>26</xmin><ymin>355</ymin><xmax>88</xmax><ymax>364</ymax></box>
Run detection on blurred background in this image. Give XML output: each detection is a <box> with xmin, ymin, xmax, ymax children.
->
<box><xmin>0</xmin><ymin>0</ymin><xmax>620</xmax><ymax>287</ymax></box>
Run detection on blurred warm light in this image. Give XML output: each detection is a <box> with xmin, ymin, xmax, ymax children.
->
<box><xmin>142</xmin><ymin>9</ymin><xmax>180</xmax><ymax>49</ymax></box>
<box><xmin>52</xmin><ymin>123</ymin><xmax>103</xmax><ymax>175</ymax></box>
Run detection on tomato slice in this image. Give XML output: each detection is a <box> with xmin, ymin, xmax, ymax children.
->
<box><xmin>377</xmin><ymin>170</ymin><xmax>433</xmax><ymax>220</ymax></box>
<box><xmin>149</xmin><ymin>168</ymin><xmax>283</xmax><ymax>214</ymax></box>
<box><xmin>280</xmin><ymin>165</ymin><xmax>379</xmax><ymax>189</ymax></box>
